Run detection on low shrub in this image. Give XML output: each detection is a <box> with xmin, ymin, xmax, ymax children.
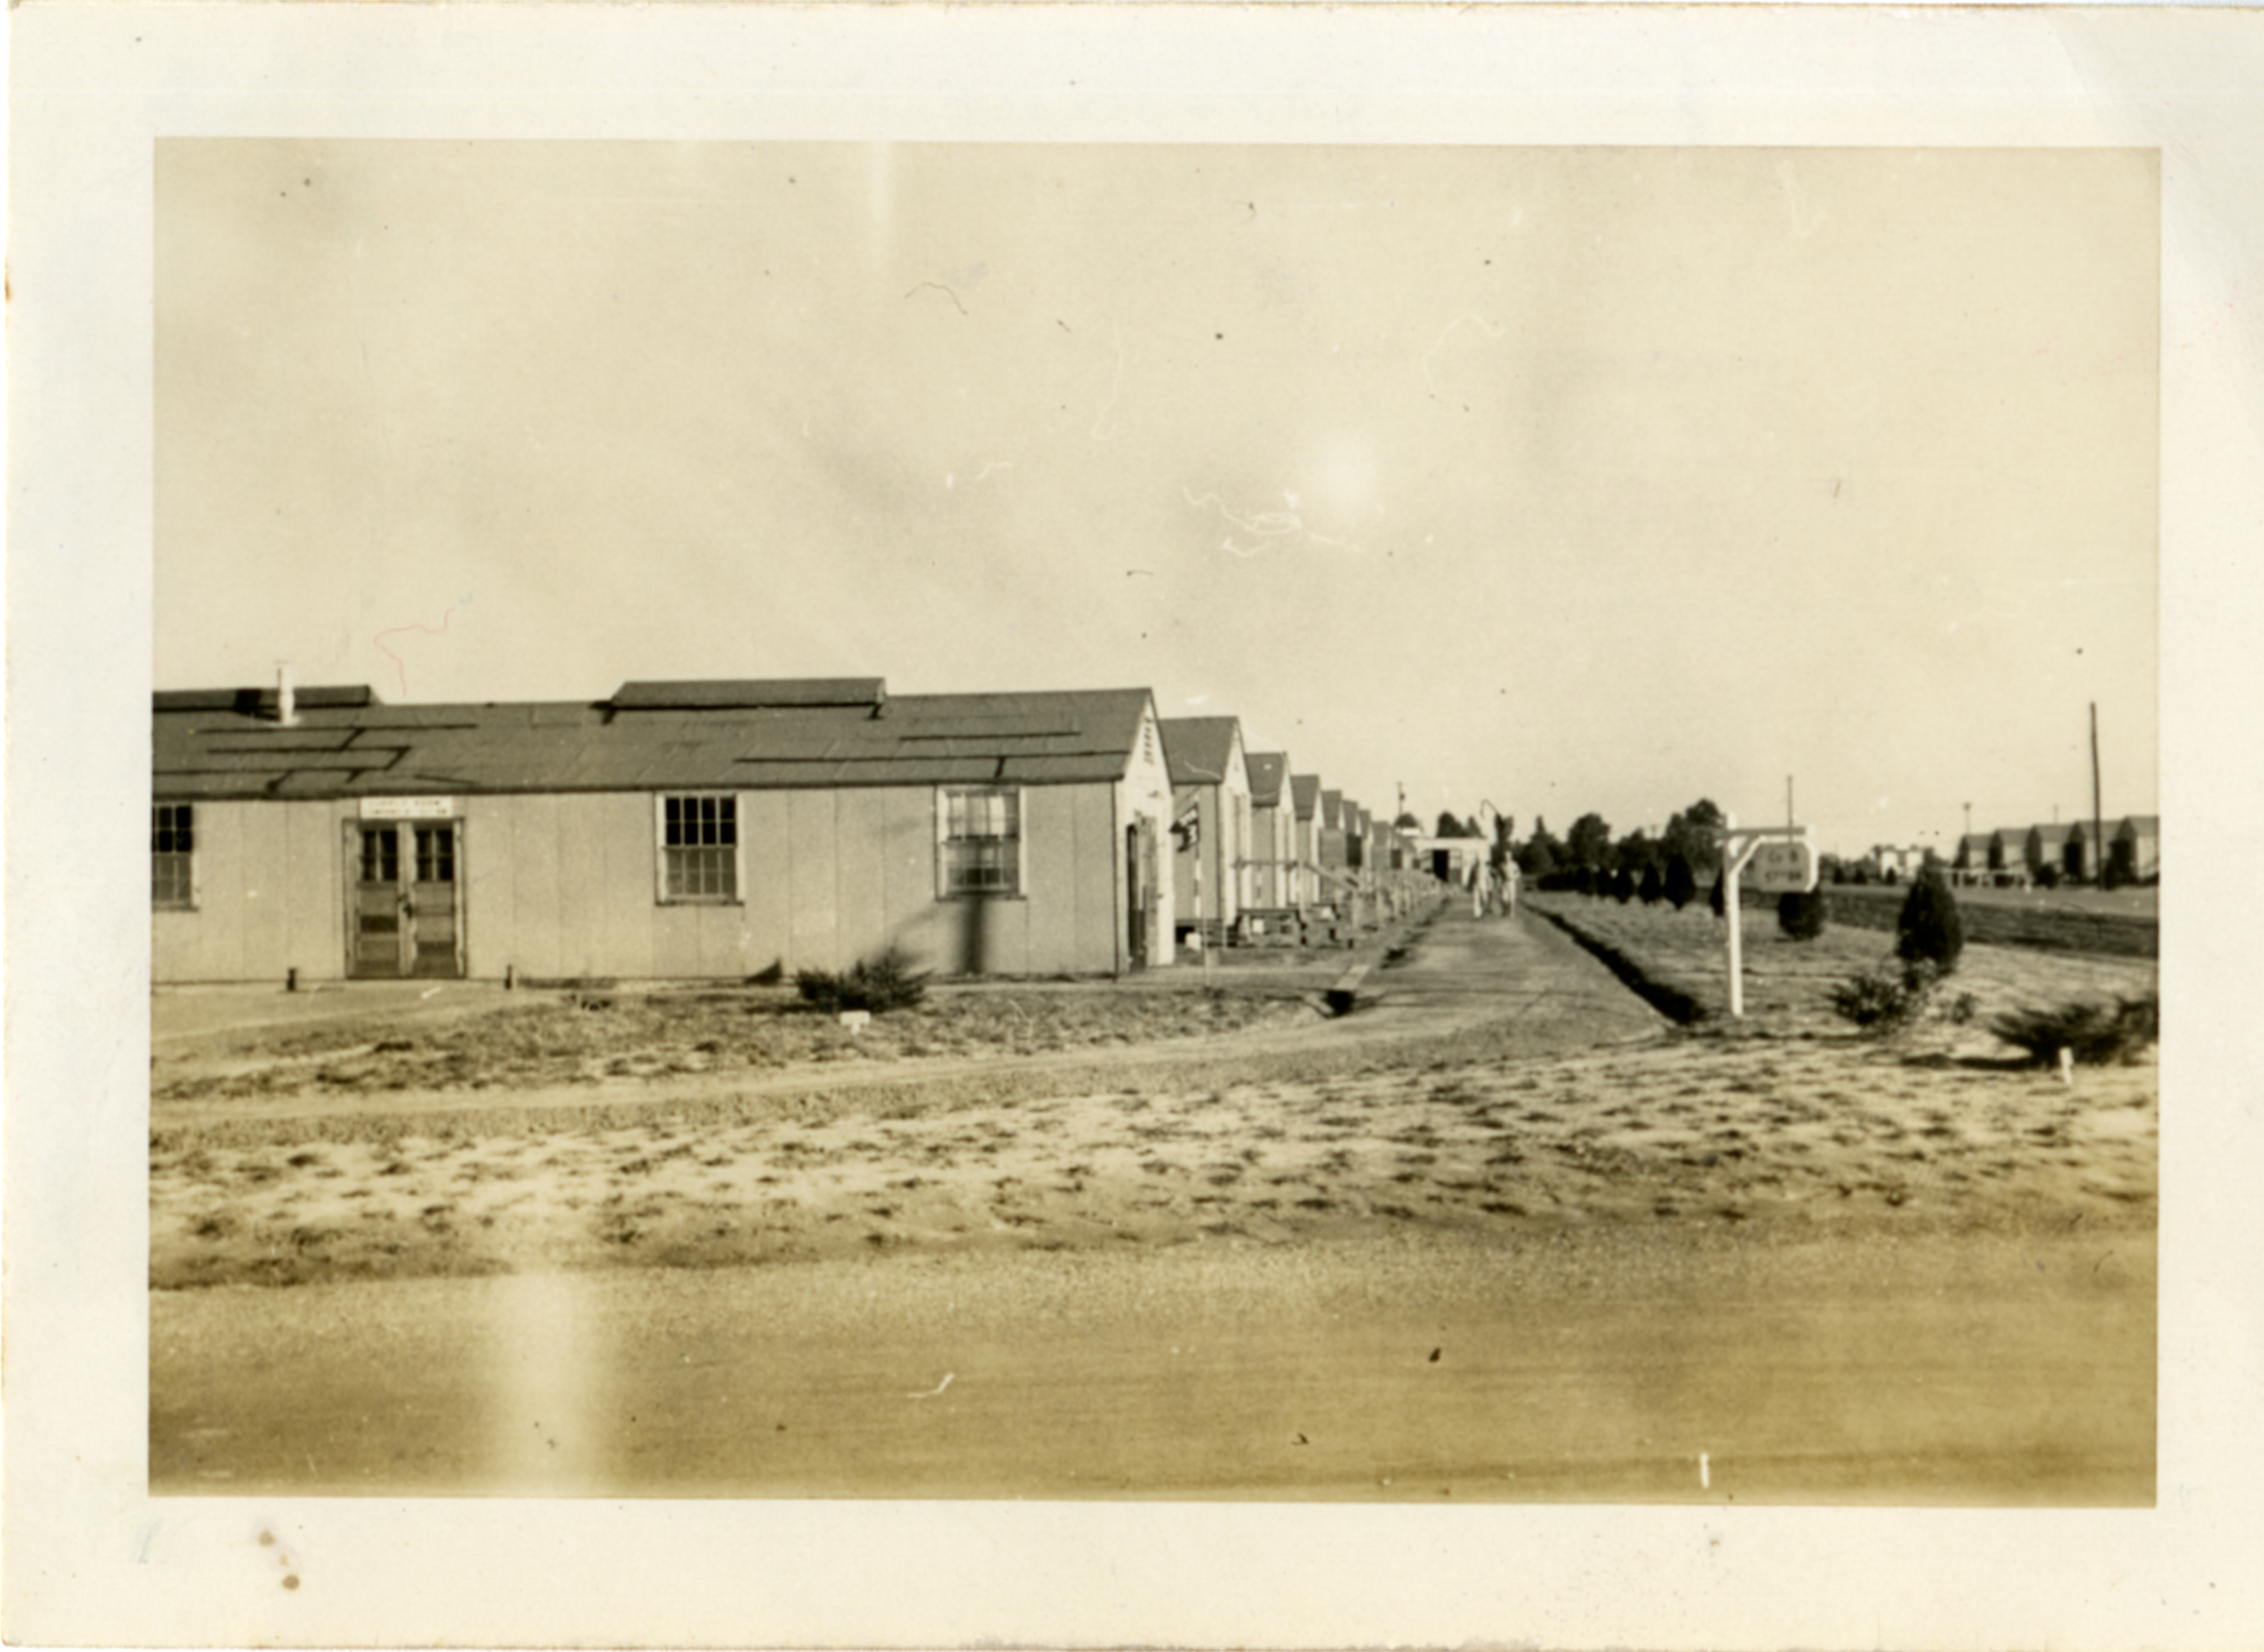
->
<box><xmin>796</xmin><ymin>946</ymin><xmax>930</xmax><ymax>1015</ymax></box>
<box><xmin>1828</xmin><ymin>958</ymin><xmax>1976</xmax><ymax>1036</ymax></box>
<box><xmin>1990</xmin><ymin>992</ymin><xmax>2158</xmax><ymax>1067</ymax></box>
<box><xmin>1776</xmin><ymin>887</ymin><xmax>1828</xmax><ymax>941</ymax></box>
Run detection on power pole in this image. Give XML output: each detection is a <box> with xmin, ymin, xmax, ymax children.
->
<box><xmin>2090</xmin><ymin>702</ymin><xmax>2104</xmax><ymax>885</ymax></box>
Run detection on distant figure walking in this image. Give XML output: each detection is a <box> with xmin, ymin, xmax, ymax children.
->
<box><xmin>1467</xmin><ymin>855</ymin><xmax>1490</xmax><ymax>918</ymax></box>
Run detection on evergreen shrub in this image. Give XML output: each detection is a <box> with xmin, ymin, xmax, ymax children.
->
<box><xmin>1895</xmin><ymin>866</ymin><xmax>1965</xmax><ymax>973</ymax></box>
<box><xmin>796</xmin><ymin>945</ymin><xmax>931</xmax><ymax>1014</ymax></box>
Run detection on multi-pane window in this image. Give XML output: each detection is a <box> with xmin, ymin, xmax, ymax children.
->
<box><xmin>152</xmin><ymin>804</ymin><xmax>195</xmax><ymax>908</ymax></box>
<box><xmin>662</xmin><ymin>794</ymin><xmax>738</xmax><ymax>901</ymax></box>
<box><xmin>360</xmin><ymin>826</ymin><xmax>400</xmax><ymax>884</ymax></box>
<box><xmin>414</xmin><ymin>825</ymin><xmax>455</xmax><ymax>884</ymax></box>
<box><xmin>940</xmin><ymin>786</ymin><xmax>1021</xmax><ymax>895</ymax></box>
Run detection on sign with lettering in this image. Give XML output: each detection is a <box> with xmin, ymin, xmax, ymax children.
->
<box><xmin>360</xmin><ymin>796</ymin><xmax>457</xmax><ymax>821</ymax></box>
<box><xmin>1741</xmin><ymin>840</ymin><xmax>1818</xmax><ymax>893</ymax></box>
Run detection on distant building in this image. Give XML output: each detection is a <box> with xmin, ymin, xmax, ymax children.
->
<box><xmin>2111</xmin><ymin>814</ymin><xmax>2160</xmax><ymax>883</ymax></box>
<box><xmin>1412</xmin><ymin>834</ymin><xmax>1489</xmax><ymax>884</ymax></box>
<box><xmin>2025</xmin><ymin>823</ymin><xmax>2075</xmax><ymax>882</ymax></box>
<box><xmin>1870</xmin><ymin>845</ymin><xmax>1927</xmax><ymax>883</ymax></box>
<box><xmin>1289</xmin><ymin>774</ymin><xmax>1323</xmax><ymax>908</ymax></box>
<box><xmin>1951</xmin><ymin>833</ymin><xmax>1993</xmax><ymax>884</ymax></box>
<box><xmin>153</xmin><ymin>677</ymin><xmax>1177</xmax><ymax>984</ymax></box>
<box><xmin>1243</xmin><ymin>751</ymin><xmax>1297</xmax><ymax>911</ymax></box>
<box><xmin>1159</xmin><ymin>716</ymin><xmax>1251</xmax><ymax>945</ymax></box>
<box><xmin>1986</xmin><ymin>827</ymin><xmax>2030</xmax><ymax>884</ymax></box>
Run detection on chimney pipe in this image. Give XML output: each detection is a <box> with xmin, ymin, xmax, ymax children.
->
<box><xmin>277</xmin><ymin>663</ymin><xmax>297</xmax><ymax>727</ymax></box>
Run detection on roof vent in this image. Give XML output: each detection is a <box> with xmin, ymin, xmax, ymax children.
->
<box><xmin>611</xmin><ymin>679</ymin><xmax>888</xmax><ymax>712</ymax></box>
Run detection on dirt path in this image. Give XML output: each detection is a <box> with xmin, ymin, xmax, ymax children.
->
<box><xmin>150</xmin><ymin>907</ymin><xmax>1663</xmax><ymax>1136</ymax></box>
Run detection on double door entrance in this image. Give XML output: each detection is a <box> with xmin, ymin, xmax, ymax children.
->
<box><xmin>348</xmin><ymin>820</ymin><xmax>465</xmax><ymax>978</ymax></box>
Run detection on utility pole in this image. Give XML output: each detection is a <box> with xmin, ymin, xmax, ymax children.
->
<box><xmin>2090</xmin><ymin>702</ymin><xmax>2104</xmax><ymax>886</ymax></box>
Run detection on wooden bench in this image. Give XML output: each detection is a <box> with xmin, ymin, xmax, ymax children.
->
<box><xmin>1324</xmin><ymin>963</ymin><xmax>1372</xmax><ymax>1017</ymax></box>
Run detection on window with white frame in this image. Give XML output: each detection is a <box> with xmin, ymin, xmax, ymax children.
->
<box><xmin>660</xmin><ymin>794</ymin><xmax>738</xmax><ymax>901</ymax></box>
<box><xmin>938</xmin><ymin>785</ymin><xmax>1022</xmax><ymax>896</ymax></box>
<box><xmin>153</xmin><ymin>804</ymin><xmax>196</xmax><ymax>909</ymax></box>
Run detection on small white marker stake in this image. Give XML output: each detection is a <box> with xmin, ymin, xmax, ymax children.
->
<box><xmin>1700</xmin><ymin>1452</ymin><xmax>1711</xmax><ymax>1489</ymax></box>
<box><xmin>2058</xmin><ymin>1046</ymin><xmax>2075</xmax><ymax>1085</ymax></box>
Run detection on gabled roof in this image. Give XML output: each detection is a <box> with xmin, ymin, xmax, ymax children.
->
<box><xmin>2028</xmin><ymin>823</ymin><xmax>2073</xmax><ymax>848</ymax></box>
<box><xmin>154</xmin><ymin>679</ymin><xmax>1154</xmax><ymax>799</ymax></box>
<box><xmin>2116</xmin><ymin>814</ymin><xmax>2160</xmax><ymax>836</ymax></box>
<box><xmin>1245</xmin><ymin>752</ymin><xmax>1289</xmax><ymax>807</ymax></box>
<box><xmin>1159</xmin><ymin>716</ymin><xmax>1243</xmax><ymax>787</ymax></box>
<box><xmin>1290</xmin><ymin>774</ymin><xmax>1321</xmax><ymax>820</ymax></box>
<box><xmin>1319</xmin><ymin>789</ymin><xmax>1343</xmax><ymax>830</ymax></box>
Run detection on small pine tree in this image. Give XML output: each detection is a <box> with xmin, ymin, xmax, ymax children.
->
<box><xmin>1777</xmin><ymin>886</ymin><xmax>1828</xmax><ymax>941</ymax></box>
<box><xmin>1638</xmin><ymin>863</ymin><xmax>1664</xmax><ymax>904</ymax></box>
<box><xmin>1664</xmin><ymin>853</ymin><xmax>1698</xmax><ymax>910</ymax></box>
<box><xmin>1612</xmin><ymin>867</ymin><xmax>1636</xmax><ymax>903</ymax></box>
<box><xmin>1707</xmin><ymin>872</ymin><xmax>1726</xmax><ymax>917</ymax></box>
<box><xmin>1895</xmin><ymin>865</ymin><xmax>1965</xmax><ymax>973</ymax></box>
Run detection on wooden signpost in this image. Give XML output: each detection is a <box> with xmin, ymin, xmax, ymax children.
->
<box><xmin>1716</xmin><ymin>816</ymin><xmax>1817</xmax><ymax>1018</ymax></box>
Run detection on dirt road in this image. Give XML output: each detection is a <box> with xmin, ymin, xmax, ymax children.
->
<box><xmin>152</xmin><ymin>1228</ymin><xmax>2152</xmax><ymax>1502</ymax></box>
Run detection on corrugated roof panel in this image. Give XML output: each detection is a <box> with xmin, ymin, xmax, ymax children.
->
<box><xmin>896</xmin><ymin>716</ymin><xmax>1084</xmax><ymax>740</ymax></box>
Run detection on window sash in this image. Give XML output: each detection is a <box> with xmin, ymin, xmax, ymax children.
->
<box><xmin>659</xmin><ymin>795</ymin><xmax>738</xmax><ymax>901</ymax></box>
<box><xmin>153</xmin><ymin>804</ymin><xmax>197</xmax><ymax>908</ymax></box>
<box><xmin>360</xmin><ymin>828</ymin><xmax>400</xmax><ymax>884</ymax></box>
<box><xmin>940</xmin><ymin>787</ymin><xmax>1023</xmax><ymax>896</ymax></box>
<box><xmin>414</xmin><ymin>826</ymin><xmax>455</xmax><ymax>884</ymax></box>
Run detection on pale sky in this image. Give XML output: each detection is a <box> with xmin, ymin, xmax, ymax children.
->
<box><xmin>157</xmin><ymin>141</ymin><xmax>2158</xmax><ymax>856</ymax></box>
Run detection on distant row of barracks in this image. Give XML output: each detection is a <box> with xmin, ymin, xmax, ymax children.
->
<box><xmin>152</xmin><ymin>674</ymin><xmax>1435</xmax><ymax>985</ymax></box>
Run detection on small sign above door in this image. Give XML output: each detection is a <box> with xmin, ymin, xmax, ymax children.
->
<box><xmin>360</xmin><ymin>796</ymin><xmax>457</xmax><ymax>820</ymax></box>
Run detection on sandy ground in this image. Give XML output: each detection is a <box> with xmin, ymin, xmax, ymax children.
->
<box><xmin>152</xmin><ymin>905</ymin><xmax>2156</xmax><ymax>1286</ymax></box>
<box><xmin>152</xmin><ymin>1226</ymin><xmax>2153</xmax><ymax>1502</ymax></box>
<box><xmin>149</xmin><ymin>902</ymin><xmax>2157</xmax><ymax>1501</ymax></box>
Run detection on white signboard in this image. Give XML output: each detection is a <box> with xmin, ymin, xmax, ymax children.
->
<box><xmin>1741</xmin><ymin>840</ymin><xmax>1818</xmax><ymax>893</ymax></box>
<box><xmin>359</xmin><ymin>796</ymin><xmax>457</xmax><ymax>820</ymax></box>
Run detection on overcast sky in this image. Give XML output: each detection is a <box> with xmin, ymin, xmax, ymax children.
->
<box><xmin>157</xmin><ymin>141</ymin><xmax>2157</xmax><ymax>855</ymax></box>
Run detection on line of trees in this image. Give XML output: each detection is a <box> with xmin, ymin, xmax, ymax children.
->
<box><xmin>1513</xmin><ymin>799</ymin><xmax>1726</xmax><ymax>908</ymax></box>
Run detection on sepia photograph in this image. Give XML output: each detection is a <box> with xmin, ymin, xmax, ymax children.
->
<box><xmin>9</xmin><ymin>6</ymin><xmax>2261</xmax><ymax>1648</ymax></box>
<box><xmin>148</xmin><ymin>139</ymin><xmax>2158</xmax><ymax>1504</ymax></box>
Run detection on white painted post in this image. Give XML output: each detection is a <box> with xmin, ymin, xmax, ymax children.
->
<box><xmin>1723</xmin><ymin>814</ymin><xmax>1745</xmax><ymax>1019</ymax></box>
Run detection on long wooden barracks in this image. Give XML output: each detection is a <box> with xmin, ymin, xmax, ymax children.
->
<box><xmin>153</xmin><ymin>677</ymin><xmax>1181</xmax><ymax>984</ymax></box>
